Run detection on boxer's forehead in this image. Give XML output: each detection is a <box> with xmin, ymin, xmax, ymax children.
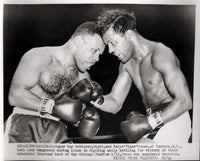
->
<box><xmin>82</xmin><ymin>34</ymin><xmax>105</xmax><ymax>54</ymax></box>
<box><xmin>103</xmin><ymin>28</ymin><xmax>123</xmax><ymax>44</ymax></box>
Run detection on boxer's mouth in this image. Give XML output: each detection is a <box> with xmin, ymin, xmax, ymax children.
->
<box><xmin>85</xmin><ymin>62</ymin><xmax>95</xmax><ymax>69</ymax></box>
<box><xmin>116</xmin><ymin>54</ymin><xmax>124</xmax><ymax>61</ymax></box>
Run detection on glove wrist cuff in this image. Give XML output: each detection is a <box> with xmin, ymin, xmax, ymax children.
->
<box><xmin>147</xmin><ymin>111</ymin><xmax>164</xmax><ymax>130</ymax></box>
<box><xmin>38</xmin><ymin>98</ymin><xmax>55</xmax><ymax>116</ymax></box>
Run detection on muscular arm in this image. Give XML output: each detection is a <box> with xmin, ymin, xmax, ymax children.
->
<box><xmin>95</xmin><ymin>64</ymin><xmax>132</xmax><ymax>114</ymax></box>
<box><xmin>152</xmin><ymin>48</ymin><xmax>192</xmax><ymax>123</ymax></box>
<box><xmin>8</xmin><ymin>49</ymin><xmax>50</xmax><ymax>111</ymax></box>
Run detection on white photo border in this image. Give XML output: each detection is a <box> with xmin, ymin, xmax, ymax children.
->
<box><xmin>1</xmin><ymin>0</ymin><xmax>200</xmax><ymax>160</ymax></box>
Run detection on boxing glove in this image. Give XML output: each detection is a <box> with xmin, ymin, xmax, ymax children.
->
<box><xmin>91</xmin><ymin>81</ymin><xmax>104</xmax><ymax>105</ymax></box>
<box><xmin>120</xmin><ymin>111</ymin><xmax>164</xmax><ymax>143</ymax></box>
<box><xmin>70</xmin><ymin>79</ymin><xmax>93</xmax><ymax>102</ymax></box>
<box><xmin>70</xmin><ymin>78</ymin><xmax>104</xmax><ymax>104</ymax></box>
<box><xmin>52</xmin><ymin>93</ymin><xmax>83</xmax><ymax>124</ymax></box>
<box><xmin>78</xmin><ymin>105</ymin><xmax>100</xmax><ymax>138</ymax></box>
<box><xmin>126</xmin><ymin>111</ymin><xmax>142</xmax><ymax>120</ymax></box>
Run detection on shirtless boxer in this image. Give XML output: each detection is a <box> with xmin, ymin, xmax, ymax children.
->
<box><xmin>5</xmin><ymin>22</ymin><xmax>105</xmax><ymax>143</ymax></box>
<box><xmin>94</xmin><ymin>8</ymin><xmax>192</xmax><ymax>143</ymax></box>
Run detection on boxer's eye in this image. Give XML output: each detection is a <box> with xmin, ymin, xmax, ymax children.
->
<box><xmin>92</xmin><ymin>49</ymin><xmax>98</xmax><ymax>55</ymax></box>
<box><xmin>109</xmin><ymin>41</ymin><xmax>116</xmax><ymax>46</ymax></box>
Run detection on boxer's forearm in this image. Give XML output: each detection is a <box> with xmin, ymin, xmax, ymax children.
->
<box><xmin>9</xmin><ymin>86</ymin><xmax>42</xmax><ymax>111</ymax></box>
<box><xmin>95</xmin><ymin>94</ymin><xmax>122</xmax><ymax>114</ymax></box>
<box><xmin>160</xmin><ymin>98</ymin><xmax>192</xmax><ymax>123</ymax></box>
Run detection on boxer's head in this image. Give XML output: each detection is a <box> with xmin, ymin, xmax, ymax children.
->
<box><xmin>72</xmin><ymin>22</ymin><xmax>105</xmax><ymax>72</ymax></box>
<box><xmin>96</xmin><ymin>8</ymin><xmax>137</xmax><ymax>63</ymax></box>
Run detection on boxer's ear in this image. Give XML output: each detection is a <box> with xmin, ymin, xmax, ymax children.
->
<box><xmin>74</xmin><ymin>36</ymin><xmax>83</xmax><ymax>47</ymax></box>
<box><xmin>125</xmin><ymin>30</ymin><xmax>134</xmax><ymax>39</ymax></box>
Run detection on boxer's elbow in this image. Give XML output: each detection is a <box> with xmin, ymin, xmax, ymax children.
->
<box><xmin>102</xmin><ymin>94</ymin><xmax>123</xmax><ymax>114</ymax></box>
<box><xmin>8</xmin><ymin>92</ymin><xmax>17</xmax><ymax>106</ymax></box>
<box><xmin>110</xmin><ymin>98</ymin><xmax>123</xmax><ymax>114</ymax></box>
<box><xmin>8</xmin><ymin>88</ymin><xmax>22</xmax><ymax>107</ymax></box>
<box><xmin>111</xmin><ymin>108</ymin><xmax>121</xmax><ymax>114</ymax></box>
<box><xmin>184</xmin><ymin>97</ymin><xmax>192</xmax><ymax>111</ymax></box>
<box><xmin>178</xmin><ymin>96</ymin><xmax>192</xmax><ymax>112</ymax></box>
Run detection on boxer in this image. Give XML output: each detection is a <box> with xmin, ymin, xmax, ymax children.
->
<box><xmin>5</xmin><ymin>21</ymin><xmax>105</xmax><ymax>143</ymax></box>
<box><xmin>93</xmin><ymin>8</ymin><xmax>192</xmax><ymax>143</ymax></box>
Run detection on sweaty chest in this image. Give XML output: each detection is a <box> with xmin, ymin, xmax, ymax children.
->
<box><xmin>38</xmin><ymin>62</ymin><xmax>78</xmax><ymax>96</ymax></box>
<box><xmin>126</xmin><ymin>56</ymin><xmax>162</xmax><ymax>89</ymax></box>
<box><xmin>140</xmin><ymin>55</ymin><xmax>162</xmax><ymax>86</ymax></box>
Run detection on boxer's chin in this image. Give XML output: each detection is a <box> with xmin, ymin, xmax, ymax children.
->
<box><xmin>85</xmin><ymin>64</ymin><xmax>92</xmax><ymax>71</ymax></box>
<box><xmin>78</xmin><ymin>65</ymin><xmax>86</xmax><ymax>73</ymax></box>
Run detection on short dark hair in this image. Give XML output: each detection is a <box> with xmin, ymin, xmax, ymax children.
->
<box><xmin>95</xmin><ymin>8</ymin><xmax>136</xmax><ymax>36</ymax></box>
<box><xmin>72</xmin><ymin>21</ymin><xmax>97</xmax><ymax>38</ymax></box>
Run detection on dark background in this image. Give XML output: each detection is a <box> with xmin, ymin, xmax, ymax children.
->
<box><xmin>3</xmin><ymin>4</ymin><xmax>195</xmax><ymax>142</ymax></box>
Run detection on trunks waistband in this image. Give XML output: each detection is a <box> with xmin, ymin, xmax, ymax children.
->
<box><xmin>13</xmin><ymin>107</ymin><xmax>60</xmax><ymax>121</ymax></box>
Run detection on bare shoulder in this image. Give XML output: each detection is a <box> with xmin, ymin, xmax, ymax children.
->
<box><xmin>119</xmin><ymin>60</ymin><xmax>133</xmax><ymax>73</ymax></box>
<box><xmin>152</xmin><ymin>43</ymin><xmax>180</xmax><ymax>70</ymax></box>
<box><xmin>20</xmin><ymin>47</ymin><xmax>52</xmax><ymax>69</ymax></box>
<box><xmin>152</xmin><ymin>43</ymin><xmax>176</xmax><ymax>60</ymax></box>
<box><xmin>22</xmin><ymin>47</ymin><xmax>51</xmax><ymax>62</ymax></box>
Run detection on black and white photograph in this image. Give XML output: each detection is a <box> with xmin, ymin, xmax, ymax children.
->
<box><xmin>2</xmin><ymin>0</ymin><xmax>200</xmax><ymax>160</ymax></box>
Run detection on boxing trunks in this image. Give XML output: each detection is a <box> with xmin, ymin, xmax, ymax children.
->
<box><xmin>4</xmin><ymin>107</ymin><xmax>70</xmax><ymax>143</ymax></box>
<box><xmin>144</xmin><ymin>102</ymin><xmax>192</xmax><ymax>143</ymax></box>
